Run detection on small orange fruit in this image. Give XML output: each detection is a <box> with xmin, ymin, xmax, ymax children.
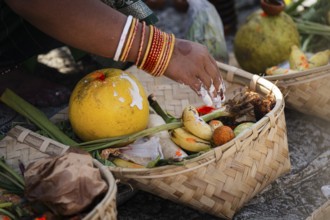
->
<box><xmin>212</xmin><ymin>125</ymin><xmax>235</xmax><ymax>146</ymax></box>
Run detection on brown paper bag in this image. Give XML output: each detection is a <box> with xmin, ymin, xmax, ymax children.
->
<box><xmin>24</xmin><ymin>152</ymin><xmax>108</xmax><ymax>216</ymax></box>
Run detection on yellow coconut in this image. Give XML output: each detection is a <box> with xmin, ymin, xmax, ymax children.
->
<box><xmin>69</xmin><ymin>68</ymin><xmax>149</xmax><ymax>141</ymax></box>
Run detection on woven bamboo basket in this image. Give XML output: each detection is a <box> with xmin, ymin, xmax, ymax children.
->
<box><xmin>306</xmin><ymin>200</ymin><xmax>330</xmax><ymax>220</ymax></box>
<box><xmin>106</xmin><ymin>62</ymin><xmax>291</xmax><ymax>219</ymax></box>
<box><xmin>0</xmin><ymin>126</ymin><xmax>118</xmax><ymax>220</ymax></box>
<box><xmin>264</xmin><ymin>64</ymin><xmax>330</xmax><ymax>121</ymax></box>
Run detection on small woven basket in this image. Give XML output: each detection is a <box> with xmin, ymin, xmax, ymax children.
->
<box><xmin>108</xmin><ymin>62</ymin><xmax>291</xmax><ymax>219</ymax></box>
<box><xmin>306</xmin><ymin>200</ymin><xmax>330</xmax><ymax>220</ymax></box>
<box><xmin>0</xmin><ymin>126</ymin><xmax>118</xmax><ymax>220</ymax></box>
<box><xmin>264</xmin><ymin>64</ymin><xmax>330</xmax><ymax>121</ymax></box>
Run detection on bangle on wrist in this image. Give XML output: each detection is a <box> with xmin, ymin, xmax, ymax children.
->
<box><xmin>114</xmin><ymin>15</ymin><xmax>133</xmax><ymax>61</ymax></box>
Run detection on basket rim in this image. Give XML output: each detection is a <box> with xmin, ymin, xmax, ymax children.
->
<box><xmin>82</xmin><ymin>159</ymin><xmax>117</xmax><ymax>219</ymax></box>
<box><xmin>108</xmin><ymin>62</ymin><xmax>286</xmax><ymax>177</ymax></box>
<box><xmin>264</xmin><ymin>64</ymin><xmax>330</xmax><ymax>81</ymax></box>
<box><xmin>306</xmin><ymin>200</ymin><xmax>330</xmax><ymax>220</ymax></box>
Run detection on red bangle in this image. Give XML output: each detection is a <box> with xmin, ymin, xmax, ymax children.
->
<box><xmin>145</xmin><ymin>28</ymin><xmax>164</xmax><ymax>73</ymax></box>
<box><xmin>142</xmin><ymin>27</ymin><xmax>162</xmax><ymax>72</ymax></box>
<box><xmin>153</xmin><ymin>33</ymin><xmax>171</xmax><ymax>76</ymax></box>
<box><xmin>151</xmin><ymin>32</ymin><xmax>168</xmax><ymax>75</ymax></box>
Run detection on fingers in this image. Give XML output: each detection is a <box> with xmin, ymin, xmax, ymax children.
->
<box><xmin>199</xmin><ymin>54</ymin><xmax>225</xmax><ymax>104</ymax></box>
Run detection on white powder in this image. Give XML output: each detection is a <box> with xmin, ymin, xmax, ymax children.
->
<box><xmin>199</xmin><ymin>81</ymin><xmax>226</xmax><ymax>108</ymax></box>
<box><xmin>119</xmin><ymin>97</ymin><xmax>125</xmax><ymax>103</ymax></box>
<box><xmin>120</xmin><ymin>73</ymin><xmax>144</xmax><ymax>110</ymax></box>
<box><xmin>199</xmin><ymin>86</ymin><xmax>213</xmax><ymax>106</ymax></box>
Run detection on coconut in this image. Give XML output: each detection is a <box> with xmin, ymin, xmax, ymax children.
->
<box><xmin>234</xmin><ymin>10</ymin><xmax>300</xmax><ymax>74</ymax></box>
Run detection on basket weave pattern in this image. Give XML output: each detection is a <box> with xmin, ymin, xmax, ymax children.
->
<box><xmin>111</xmin><ymin>112</ymin><xmax>289</xmax><ymax>218</ymax></box>
<box><xmin>306</xmin><ymin>200</ymin><xmax>330</xmax><ymax>220</ymax></box>
<box><xmin>0</xmin><ymin>126</ymin><xmax>118</xmax><ymax>220</ymax></box>
<box><xmin>128</xmin><ymin>66</ymin><xmax>204</xmax><ymax>117</ymax></box>
<box><xmin>265</xmin><ymin>64</ymin><xmax>330</xmax><ymax>121</ymax></box>
<box><xmin>111</xmin><ymin>63</ymin><xmax>291</xmax><ymax>219</ymax></box>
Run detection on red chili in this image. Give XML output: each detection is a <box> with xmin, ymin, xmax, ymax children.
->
<box><xmin>34</xmin><ymin>215</ymin><xmax>47</xmax><ymax>220</ymax></box>
<box><xmin>196</xmin><ymin>105</ymin><xmax>216</xmax><ymax>116</ymax></box>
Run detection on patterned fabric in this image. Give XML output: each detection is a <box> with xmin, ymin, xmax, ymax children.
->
<box><xmin>101</xmin><ymin>0</ymin><xmax>158</xmax><ymax>24</ymax></box>
<box><xmin>0</xmin><ymin>0</ymin><xmax>157</xmax><ymax>68</ymax></box>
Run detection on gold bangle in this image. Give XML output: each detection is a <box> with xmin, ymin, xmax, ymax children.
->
<box><xmin>158</xmin><ymin>34</ymin><xmax>175</xmax><ymax>76</ymax></box>
<box><xmin>120</xmin><ymin>18</ymin><xmax>137</xmax><ymax>62</ymax></box>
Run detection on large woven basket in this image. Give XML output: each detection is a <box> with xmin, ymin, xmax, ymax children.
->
<box><xmin>264</xmin><ymin>64</ymin><xmax>330</xmax><ymax>121</ymax></box>
<box><xmin>306</xmin><ymin>200</ymin><xmax>330</xmax><ymax>220</ymax></box>
<box><xmin>107</xmin><ymin>62</ymin><xmax>291</xmax><ymax>219</ymax></box>
<box><xmin>0</xmin><ymin>126</ymin><xmax>118</xmax><ymax>220</ymax></box>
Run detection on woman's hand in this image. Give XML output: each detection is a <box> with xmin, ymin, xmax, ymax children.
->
<box><xmin>164</xmin><ymin>38</ymin><xmax>226</xmax><ymax>105</ymax></box>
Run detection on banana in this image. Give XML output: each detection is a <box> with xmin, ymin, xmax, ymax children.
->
<box><xmin>182</xmin><ymin>105</ymin><xmax>212</xmax><ymax>140</ymax></box>
<box><xmin>265</xmin><ymin>66</ymin><xmax>297</xmax><ymax>75</ymax></box>
<box><xmin>112</xmin><ymin>158</ymin><xmax>145</xmax><ymax>168</ymax></box>
<box><xmin>308</xmin><ymin>49</ymin><xmax>330</xmax><ymax>69</ymax></box>
<box><xmin>148</xmin><ymin>113</ymin><xmax>188</xmax><ymax>159</ymax></box>
<box><xmin>289</xmin><ymin>45</ymin><xmax>309</xmax><ymax>70</ymax></box>
<box><xmin>171</xmin><ymin>127</ymin><xmax>211</xmax><ymax>152</ymax></box>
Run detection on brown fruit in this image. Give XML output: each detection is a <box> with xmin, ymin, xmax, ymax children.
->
<box><xmin>212</xmin><ymin>125</ymin><xmax>235</xmax><ymax>146</ymax></box>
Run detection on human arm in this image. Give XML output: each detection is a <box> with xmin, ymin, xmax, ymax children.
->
<box><xmin>5</xmin><ymin>0</ymin><xmax>225</xmax><ymax>99</ymax></box>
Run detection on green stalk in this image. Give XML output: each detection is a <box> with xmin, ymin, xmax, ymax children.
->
<box><xmin>294</xmin><ymin>19</ymin><xmax>330</xmax><ymax>36</ymax></box>
<box><xmin>301</xmin><ymin>35</ymin><xmax>313</xmax><ymax>51</ymax></box>
<box><xmin>0</xmin><ymin>203</ymin><xmax>13</xmax><ymax>209</ymax></box>
<box><xmin>148</xmin><ymin>94</ymin><xmax>180</xmax><ymax>123</ymax></box>
<box><xmin>0</xmin><ymin>208</ymin><xmax>17</xmax><ymax>220</ymax></box>
<box><xmin>81</xmin><ymin>108</ymin><xmax>230</xmax><ymax>152</ymax></box>
<box><xmin>0</xmin><ymin>89</ymin><xmax>77</xmax><ymax>146</ymax></box>
<box><xmin>201</xmin><ymin>107</ymin><xmax>231</xmax><ymax>121</ymax></box>
<box><xmin>82</xmin><ymin>122</ymin><xmax>182</xmax><ymax>151</ymax></box>
<box><xmin>0</xmin><ymin>160</ymin><xmax>24</xmax><ymax>187</ymax></box>
<box><xmin>0</xmin><ymin>173</ymin><xmax>24</xmax><ymax>191</ymax></box>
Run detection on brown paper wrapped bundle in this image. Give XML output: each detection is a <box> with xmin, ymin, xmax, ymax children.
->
<box><xmin>24</xmin><ymin>152</ymin><xmax>108</xmax><ymax>216</ymax></box>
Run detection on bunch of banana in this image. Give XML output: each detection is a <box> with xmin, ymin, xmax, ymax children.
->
<box><xmin>170</xmin><ymin>105</ymin><xmax>213</xmax><ymax>152</ymax></box>
<box><xmin>289</xmin><ymin>45</ymin><xmax>309</xmax><ymax>70</ymax></box>
<box><xmin>171</xmin><ymin>127</ymin><xmax>211</xmax><ymax>152</ymax></box>
<box><xmin>308</xmin><ymin>50</ymin><xmax>330</xmax><ymax>69</ymax></box>
<box><xmin>265</xmin><ymin>46</ymin><xmax>329</xmax><ymax>75</ymax></box>
<box><xmin>290</xmin><ymin>46</ymin><xmax>329</xmax><ymax>70</ymax></box>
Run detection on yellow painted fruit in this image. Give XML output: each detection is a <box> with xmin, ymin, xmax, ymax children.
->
<box><xmin>69</xmin><ymin>68</ymin><xmax>149</xmax><ymax>141</ymax></box>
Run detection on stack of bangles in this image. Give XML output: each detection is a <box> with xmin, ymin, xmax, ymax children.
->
<box><xmin>114</xmin><ymin>15</ymin><xmax>175</xmax><ymax>77</ymax></box>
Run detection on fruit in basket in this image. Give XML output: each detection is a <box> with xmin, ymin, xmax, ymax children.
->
<box><xmin>212</xmin><ymin>125</ymin><xmax>235</xmax><ymax>146</ymax></box>
<box><xmin>289</xmin><ymin>45</ymin><xmax>309</xmax><ymax>70</ymax></box>
<box><xmin>308</xmin><ymin>49</ymin><xmax>330</xmax><ymax>69</ymax></box>
<box><xmin>171</xmin><ymin>128</ymin><xmax>211</xmax><ymax>152</ymax></box>
<box><xmin>209</xmin><ymin>120</ymin><xmax>223</xmax><ymax>132</ymax></box>
<box><xmin>148</xmin><ymin>113</ymin><xmax>188</xmax><ymax>159</ymax></box>
<box><xmin>233</xmin><ymin>122</ymin><xmax>255</xmax><ymax>136</ymax></box>
<box><xmin>265</xmin><ymin>66</ymin><xmax>297</xmax><ymax>75</ymax></box>
<box><xmin>182</xmin><ymin>105</ymin><xmax>212</xmax><ymax>140</ymax></box>
<box><xmin>234</xmin><ymin>9</ymin><xmax>300</xmax><ymax>74</ymax></box>
<box><xmin>112</xmin><ymin>158</ymin><xmax>145</xmax><ymax>168</ymax></box>
<box><xmin>69</xmin><ymin>69</ymin><xmax>149</xmax><ymax>141</ymax></box>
